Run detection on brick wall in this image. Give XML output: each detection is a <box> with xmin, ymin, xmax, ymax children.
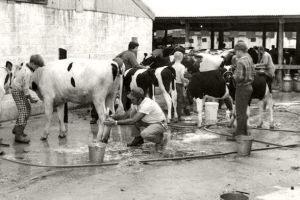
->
<box><xmin>0</xmin><ymin>1</ymin><xmax>153</xmax><ymax>66</ymax></box>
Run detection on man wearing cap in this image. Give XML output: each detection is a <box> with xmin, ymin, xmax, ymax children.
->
<box><xmin>104</xmin><ymin>87</ymin><xmax>167</xmax><ymax>147</ymax></box>
<box><xmin>232</xmin><ymin>41</ymin><xmax>255</xmax><ymax>139</ymax></box>
<box><xmin>11</xmin><ymin>54</ymin><xmax>44</xmax><ymax>143</ymax></box>
<box><xmin>256</xmin><ymin>46</ymin><xmax>275</xmax><ymax>93</ymax></box>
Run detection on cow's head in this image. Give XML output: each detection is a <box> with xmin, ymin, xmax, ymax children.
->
<box><xmin>221</xmin><ymin>49</ymin><xmax>235</xmax><ymax>66</ymax></box>
<box><xmin>223</xmin><ymin>66</ymin><xmax>236</xmax><ymax>100</ymax></box>
<box><xmin>141</xmin><ymin>49</ymin><xmax>163</xmax><ymax>68</ymax></box>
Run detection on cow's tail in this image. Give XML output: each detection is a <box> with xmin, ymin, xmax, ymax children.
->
<box><xmin>167</xmin><ymin>65</ymin><xmax>176</xmax><ymax>91</ymax></box>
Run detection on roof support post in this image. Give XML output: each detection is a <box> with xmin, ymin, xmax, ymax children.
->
<box><xmin>262</xmin><ymin>27</ymin><xmax>266</xmax><ymax>48</ymax></box>
<box><xmin>210</xmin><ymin>30</ymin><xmax>215</xmax><ymax>49</ymax></box>
<box><xmin>185</xmin><ymin>20</ymin><xmax>190</xmax><ymax>48</ymax></box>
<box><xmin>218</xmin><ymin>31</ymin><xmax>224</xmax><ymax>49</ymax></box>
<box><xmin>277</xmin><ymin>18</ymin><xmax>285</xmax><ymax>90</ymax></box>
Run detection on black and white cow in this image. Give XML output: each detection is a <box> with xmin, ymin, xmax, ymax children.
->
<box><xmin>30</xmin><ymin>58</ymin><xmax>125</xmax><ymax>141</ymax></box>
<box><xmin>123</xmin><ymin>51</ymin><xmax>177</xmax><ymax>123</ymax></box>
<box><xmin>187</xmin><ymin>50</ymin><xmax>234</xmax><ymax>126</ymax></box>
<box><xmin>223</xmin><ymin>67</ymin><xmax>274</xmax><ymax>128</ymax></box>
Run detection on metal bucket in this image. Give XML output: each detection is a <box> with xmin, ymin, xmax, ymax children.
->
<box><xmin>205</xmin><ymin>102</ymin><xmax>219</xmax><ymax>124</ymax></box>
<box><xmin>236</xmin><ymin>135</ymin><xmax>253</xmax><ymax>156</ymax></box>
<box><xmin>220</xmin><ymin>193</ymin><xmax>249</xmax><ymax>200</ymax></box>
<box><xmin>88</xmin><ymin>142</ymin><xmax>106</xmax><ymax>163</ymax></box>
<box><xmin>282</xmin><ymin>73</ymin><xmax>293</xmax><ymax>92</ymax></box>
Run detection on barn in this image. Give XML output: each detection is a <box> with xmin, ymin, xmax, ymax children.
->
<box><xmin>0</xmin><ymin>0</ymin><xmax>154</xmax><ymax>64</ymax></box>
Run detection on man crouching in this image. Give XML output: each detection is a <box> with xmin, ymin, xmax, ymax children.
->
<box><xmin>103</xmin><ymin>87</ymin><xmax>167</xmax><ymax>147</ymax></box>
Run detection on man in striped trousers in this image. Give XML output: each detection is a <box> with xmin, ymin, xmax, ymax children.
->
<box><xmin>11</xmin><ymin>55</ymin><xmax>44</xmax><ymax>143</ymax></box>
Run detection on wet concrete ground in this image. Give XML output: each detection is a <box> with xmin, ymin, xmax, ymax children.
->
<box><xmin>0</xmin><ymin>91</ymin><xmax>300</xmax><ymax>199</ymax></box>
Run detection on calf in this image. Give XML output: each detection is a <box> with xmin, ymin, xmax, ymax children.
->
<box><xmin>31</xmin><ymin>58</ymin><xmax>124</xmax><ymax>141</ymax></box>
<box><xmin>223</xmin><ymin>68</ymin><xmax>274</xmax><ymax>128</ymax></box>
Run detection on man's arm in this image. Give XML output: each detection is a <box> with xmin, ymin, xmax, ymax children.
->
<box><xmin>104</xmin><ymin>112</ymin><xmax>145</xmax><ymax>126</ymax></box>
<box><xmin>256</xmin><ymin>54</ymin><xmax>268</xmax><ymax>68</ymax></box>
<box><xmin>116</xmin><ymin>112</ymin><xmax>145</xmax><ymax>125</ymax></box>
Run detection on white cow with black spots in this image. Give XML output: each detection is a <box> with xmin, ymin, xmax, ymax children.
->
<box><xmin>30</xmin><ymin>58</ymin><xmax>125</xmax><ymax>141</ymax></box>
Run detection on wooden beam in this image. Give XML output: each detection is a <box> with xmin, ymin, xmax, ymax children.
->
<box><xmin>185</xmin><ymin>20</ymin><xmax>190</xmax><ymax>48</ymax></box>
<box><xmin>262</xmin><ymin>28</ymin><xmax>266</xmax><ymax>48</ymax></box>
<box><xmin>275</xmin><ymin>64</ymin><xmax>300</xmax><ymax>69</ymax></box>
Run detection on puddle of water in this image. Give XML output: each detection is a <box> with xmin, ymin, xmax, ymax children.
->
<box><xmin>257</xmin><ymin>185</ymin><xmax>300</xmax><ymax>200</ymax></box>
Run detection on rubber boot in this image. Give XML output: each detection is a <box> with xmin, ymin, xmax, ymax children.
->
<box><xmin>127</xmin><ymin>136</ymin><xmax>144</xmax><ymax>147</ymax></box>
<box><xmin>12</xmin><ymin>125</ymin><xmax>27</xmax><ymax>137</ymax></box>
<box><xmin>14</xmin><ymin>125</ymin><xmax>30</xmax><ymax>144</ymax></box>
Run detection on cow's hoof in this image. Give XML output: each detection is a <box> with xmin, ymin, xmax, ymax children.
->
<box><xmin>269</xmin><ymin>123</ymin><xmax>275</xmax><ymax>130</ymax></box>
<box><xmin>40</xmin><ymin>136</ymin><xmax>48</xmax><ymax>141</ymax></box>
<box><xmin>58</xmin><ymin>134</ymin><xmax>66</xmax><ymax>139</ymax></box>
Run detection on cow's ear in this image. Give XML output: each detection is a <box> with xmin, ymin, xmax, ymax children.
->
<box><xmin>5</xmin><ymin>61</ymin><xmax>12</xmax><ymax>71</ymax></box>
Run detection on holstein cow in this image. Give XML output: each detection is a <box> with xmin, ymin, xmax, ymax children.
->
<box><xmin>187</xmin><ymin>50</ymin><xmax>234</xmax><ymax>126</ymax></box>
<box><xmin>223</xmin><ymin>67</ymin><xmax>274</xmax><ymax>128</ymax></box>
<box><xmin>123</xmin><ymin>49</ymin><xmax>177</xmax><ymax>123</ymax></box>
<box><xmin>31</xmin><ymin>58</ymin><xmax>125</xmax><ymax>141</ymax></box>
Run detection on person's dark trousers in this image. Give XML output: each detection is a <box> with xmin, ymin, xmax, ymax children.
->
<box><xmin>235</xmin><ymin>84</ymin><xmax>253</xmax><ymax>136</ymax></box>
<box><xmin>91</xmin><ymin>103</ymin><xmax>99</xmax><ymax>120</ymax></box>
<box><xmin>176</xmin><ymin>83</ymin><xmax>184</xmax><ymax>119</ymax></box>
<box><xmin>265</xmin><ymin>75</ymin><xmax>273</xmax><ymax>93</ymax></box>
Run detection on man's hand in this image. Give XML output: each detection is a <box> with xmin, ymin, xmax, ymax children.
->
<box><xmin>103</xmin><ymin>118</ymin><xmax>116</xmax><ymax>126</ymax></box>
<box><xmin>29</xmin><ymin>98</ymin><xmax>38</xmax><ymax>103</ymax></box>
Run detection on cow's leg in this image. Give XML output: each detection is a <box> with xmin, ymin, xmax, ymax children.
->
<box><xmin>257</xmin><ymin>100</ymin><xmax>264</xmax><ymax>128</ymax></box>
<box><xmin>93</xmin><ymin>100</ymin><xmax>107</xmax><ymax>142</ymax></box>
<box><xmin>171</xmin><ymin>84</ymin><xmax>178</xmax><ymax>120</ymax></box>
<box><xmin>161</xmin><ymin>90</ymin><xmax>173</xmax><ymax>123</ymax></box>
<box><xmin>268</xmin><ymin>94</ymin><xmax>275</xmax><ymax>129</ymax></box>
<box><xmin>41</xmin><ymin>99</ymin><xmax>54</xmax><ymax>140</ymax></box>
<box><xmin>196</xmin><ymin>98</ymin><xmax>203</xmax><ymax>127</ymax></box>
<box><xmin>57</xmin><ymin>104</ymin><xmax>67</xmax><ymax>138</ymax></box>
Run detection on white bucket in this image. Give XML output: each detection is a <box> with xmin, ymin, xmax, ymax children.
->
<box><xmin>205</xmin><ymin>102</ymin><xmax>219</xmax><ymax>124</ymax></box>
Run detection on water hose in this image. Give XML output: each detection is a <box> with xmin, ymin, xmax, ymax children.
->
<box><xmin>0</xmin><ymin>142</ymin><xmax>298</xmax><ymax>168</ymax></box>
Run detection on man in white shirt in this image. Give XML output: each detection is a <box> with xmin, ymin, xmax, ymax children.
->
<box><xmin>104</xmin><ymin>87</ymin><xmax>167</xmax><ymax>147</ymax></box>
<box><xmin>172</xmin><ymin>51</ymin><xmax>189</xmax><ymax>121</ymax></box>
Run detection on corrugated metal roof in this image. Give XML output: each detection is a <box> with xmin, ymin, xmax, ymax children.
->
<box><xmin>142</xmin><ymin>0</ymin><xmax>300</xmax><ymax>18</ymax></box>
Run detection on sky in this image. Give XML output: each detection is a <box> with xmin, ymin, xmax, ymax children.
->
<box><xmin>142</xmin><ymin>0</ymin><xmax>300</xmax><ymax>17</ymax></box>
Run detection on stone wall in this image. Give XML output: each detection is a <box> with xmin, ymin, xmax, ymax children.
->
<box><xmin>0</xmin><ymin>1</ymin><xmax>153</xmax><ymax>66</ymax></box>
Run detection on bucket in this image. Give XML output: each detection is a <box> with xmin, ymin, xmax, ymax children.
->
<box><xmin>88</xmin><ymin>142</ymin><xmax>106</xmax><ymax>163</ymax></box>
<box><xmin>205</xmin><ymin>102</ymin><xmax>219</xmax><ymax>124</ymax></box>
<box><xmin>282</xmin><ymin>73</ymin><xmax>293</xmax><ymax>92</ymax></box>
<box><xmin>220</xmin><ymin>193</ymin><xmax>249</xmax><ymax>200</ymax></box>
<box><xmin>236</xmin><ymin>135</ymin><xmax>253</xmax><ymax>156</ymax></box>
